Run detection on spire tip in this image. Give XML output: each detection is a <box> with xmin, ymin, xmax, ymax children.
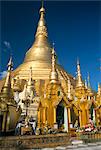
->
<box><xmin>7</xmin><ymin>57</ymin><xmax>13</xmax><ymax>71</ymax></box>
<box><xmin>41</xmin><ymin>0</ymin><xmax>44</xmax><ymax>8</ymax></box>
<box><xmin>77</xmin><ymin>57</ymin><xmax>80</xmax><ymax>65</ymax></box>
<box><xmin>40</xmin><ymin>0</ymin><xmax>45</xmax><ymax>14</ymax></box>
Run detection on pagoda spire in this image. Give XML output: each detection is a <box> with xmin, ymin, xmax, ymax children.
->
<box><xmin>50</xmin><ymin>45</ymin><xmax>58</xmax><ymax>83</ymax></box>
<box><xmin>41</xmin><ymin>0</ymin><xmax>44</xmax><ymax>8</ymax></box>
<box><xmin>24</xmin><ymin>0</ymin><xmax>51</xmax><ymax>63</ymax></box>
<box><xmin>35</xmin><ymin>0</ymin><xmax>48</xmax><ymax>38</ymax></box>
<box><xmin>97</xmin><ymin>83</ymin><xmax>101</xmax><ymax>96</ymax></box>
<box><xmin>0</xmin><ymin>57</ymin><xmax>13</xmax><ymax>99</ymax></box>
<box><xmin>85</xmin><ymin>78</ymin><xmax>87</xmax><ymax>89</ymax></box>
<box><xmin>76</xmin><ymin>58</ymin><xmax>83</xmax><ymax>87</ymax></box>
<box><xmin>4</xmin><ymin>57</ymin><xmax>13</xmax><ymax>87</ymax></box>
<box><xmin>87</xmin><ymin>72</ymin><xmax>91</xmax><ymax>89</ymax></box>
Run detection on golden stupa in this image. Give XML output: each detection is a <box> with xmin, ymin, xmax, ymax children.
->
<box><xmin>0</xmin><ymin>2</ymin><xmax>101</xmax><ymax>134</ymax></box>
<box><xmin>10</xmin><ymin>4</ymin><xmax>75</xmax><ymax>93</ymax></box>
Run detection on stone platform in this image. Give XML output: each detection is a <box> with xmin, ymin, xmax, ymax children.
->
<box><xmin>0</xmin><ymin>132</ymin><xmax>101</xmax><ymax>150</ymax></box>
<box><xmin>0</xmin><ymin>133</ymin><xmax>70</xmax><ymax>150</ymax></box>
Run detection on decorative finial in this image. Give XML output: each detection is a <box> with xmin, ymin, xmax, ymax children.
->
<box><xmin>50</xmin><ymin>46</ymin><xmax>58</xmax><ymax>83</ymax></box>
<box><xmin>77</xmin><ymin>57</ymin><xmax>80</xmax><ymax>65</ymax></box>
<box><xmin>40</xmin><ymin>0</ymin><xmax>45</xmax><ymax>14</ymax></box>
<box><xmin>41</xmin><ymin>0</ymin><xmax>44</xmax><ymax>8</ymax></box>
<box><xmin>76</xmin><ymin>58</ymin><xmax>83</xmax><ymax>87</ymax></box>
<box><xmin>98</xmin><ymin>83</ymin><xmax>101</xmax><ymax>95</ymax></box>
<box><xmin>4</xmin><ymin>57</ymin><xmax>13</xmax><ymax>87</ymax></box>
<box><xmin>52</xmin><ymin>47</ymin><xmax>56</xmax><ymax>72</ymax></box>
<box><xmin>87</xmin><ymin>72</ymin><xmax>91</xmax><ymax>88</ymax></box>
<box><xmin>85</xmin><ymin>78</ymin><xmax>87</xmax><ymax>89</ymax></box>
<box><xmin>7</xmin><ymin>56</ymin><xmax>13</xmax><ymax>71</ymax></box>
<box><xmin>53</xmin><ymin>42</ymin><xmax>55</xmax><ymax>49</ymax></box>
<box><xmin>35</xmin><ymin>0</ymin><xmax>47</xmax><ymax>38</ymax></box>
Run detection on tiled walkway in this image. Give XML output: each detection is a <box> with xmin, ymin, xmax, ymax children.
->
<box><xmin>33</xmin><ymin>142</ymin><xmax>101</xmax><ymax>150</ymax></box>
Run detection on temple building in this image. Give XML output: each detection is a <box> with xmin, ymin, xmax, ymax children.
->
<box><xmin>0</xmin><ymin>2</ymin><xmax>101</xmax><ymax>134</ymax></box>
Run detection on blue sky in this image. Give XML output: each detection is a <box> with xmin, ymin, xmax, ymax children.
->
<box><xmin>0</xmin><ymin>1</ymin><xmax>101</xmax><ymax>91</ymax></box>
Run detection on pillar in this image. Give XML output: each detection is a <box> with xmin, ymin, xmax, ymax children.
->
<box><xmin>53</xmin><ymin>107</ymin><xmax>58</xmax><ymax>129</ymax></box>
<box><xmin>64</xmin><ymin>107</ymin><xmax>68</xmax><ymax>132</ymax></box>
<box><xmin>93</xmin><ymin>109</ymin><xmax>95</xmax><ymax>123</ymax></box>
<box><xmin>37</xmin><ymin>110</ymin><xmax>40</xmax><ymax>127</ymax></box>
<box><xmin>54</xmin><ymin>107</ymin><xmax>56</xmax><ymax>123</ymax></box>
<box><xmin>68</xmin><ymin>107</ymin><xmax>72</xmax><ymax>129</ymax></box>
<box><xmin>79</xmin><ymin>111</ymin><xmax>82</xmax><ymax>127</ymax></box>
<box><xmin>43</xmin><ymin>108</ymin><xmax>46</xmax><ymax>126</ymax></box>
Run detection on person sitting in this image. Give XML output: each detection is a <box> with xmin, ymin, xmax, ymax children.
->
<box><xmin>21</xmin><ymin>120</ymin><xmax>33</xmax><ymax>135</ymax></box>
<box><xmin>29</xmin><ymin>120</ymin><xmax>36</xmax><ymax>134</ymax></box>
<box><xmin>15</xmin><ymin>121</ymin><xmax>23</xmax><ymax>135</ymax></box>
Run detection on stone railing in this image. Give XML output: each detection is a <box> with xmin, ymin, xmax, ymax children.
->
<box><xmin>76</xmin><ymin>132</ymin><xmax>101</xmax><ymax>143</ymax></box>
<box><xmin>0</xmin><ymin>133</ymin><xmax>70</xmax><ymax>149</ymax></box>
<box><xmin>0</xmin><ymin>132</ymin><xmax>101</xmax><ymax>149</ymax></box>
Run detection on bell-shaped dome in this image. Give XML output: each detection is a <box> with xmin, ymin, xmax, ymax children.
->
<box><xmin>0</xmin><ymin>4</ymin><xmax>75</xmax><ymax>94</ymax></box>
<box><xmin>24</xmin><ymin>6</ymin><xmax>52</xmax><ymax>63</ymax></box>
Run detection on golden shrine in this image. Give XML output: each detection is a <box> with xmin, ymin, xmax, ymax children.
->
<box><xmin>0</xmin><ymin>1</ymin><xmax>101</xmax><ymax>135</ymax></box>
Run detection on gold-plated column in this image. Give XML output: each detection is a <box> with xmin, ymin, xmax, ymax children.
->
<box><xmin>68</xmin><ymin>107</ymin><xmax>71</xmax><ymax>129</ymax></box>
<box><xmin>43</xmin><ymin>108</ymin><xmax>46</xmax><ymax>126</ymax></box>
<box><xmin>45</xmin><ymin>107</ymin><xmax>47</xmax><ymax>122</ymax></box>
<box><xmin>79</xmin><ymin>111</ymin><xmax>82</xmax><ymax>127</ymax></box>
<box><xmin>67</xmin><ymin>108</ymin><xmax>69</xmax><ymax>132</ymax></box>
<box><xmin>53</xmin><ymin>107</ymin><xmax>56</xmax><ymax>124</ymax></box>
<box><xmin>37</xmin><ymin>110</ymin><xmax>40</xmax><ymax>127</ymax></box>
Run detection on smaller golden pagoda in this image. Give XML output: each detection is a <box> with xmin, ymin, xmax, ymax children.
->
<box><xmin>95</xmin><ymin>83</ymin><xmax>101</xmax><ymax>127</ymax></box>
<box><xmin>0</xmin><ymin>58</ymin><xmax>21</xmax><ymax>132</ymax></box>
<box><xmin>37</xmin><ymin>47</ymin><xmax>70</xmax><ymax>132</ymax></box>
<box><xmin>75</xmin><ymin>59</ymin><xmax>90</xmax><ymax>127</ymax></box>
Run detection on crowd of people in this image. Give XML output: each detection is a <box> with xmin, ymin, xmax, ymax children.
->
<box><xmin>15</xmin><ymin>116</ymin><xmax>59</xmax><ymax>136</ymax></box>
